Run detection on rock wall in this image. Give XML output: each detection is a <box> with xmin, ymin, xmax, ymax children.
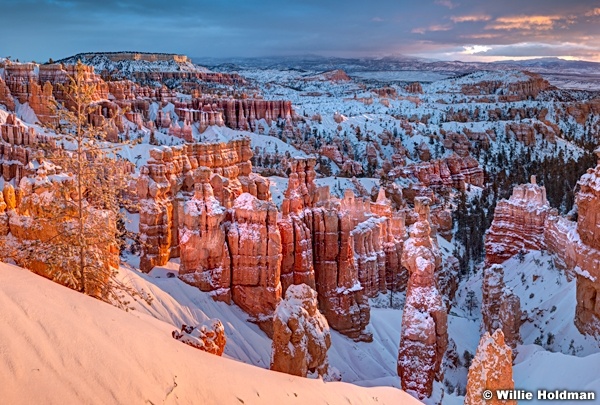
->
<box><xmin>175</xmin><ymin>98</ymin><xmax>294</xmax><ymax>132</ymax></box>
<box><xmin>464</xmin><ymin>330</ymin><xmax>516</xmax><ymax>405</ymax></box>
<box><xmin>397</xmin><ymin>197</ymin><xmax>447</xmax><ymax>400</ymax></box>
<box><xmin>137</xmin><ymin>139</ymin><xmax>262</xmax><ymax>273</ymax></box>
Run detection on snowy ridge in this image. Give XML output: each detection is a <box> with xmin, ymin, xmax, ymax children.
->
<box><xmin>56</xmin><ymin>52</ymin><xmax>211</xmax><ymax>75</ymax></box>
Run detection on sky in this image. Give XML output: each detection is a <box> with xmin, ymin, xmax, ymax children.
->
<box><xmin>1</xmin><ymin>0</ymin><xmax>599</xmax><ymax>63</ymax></box>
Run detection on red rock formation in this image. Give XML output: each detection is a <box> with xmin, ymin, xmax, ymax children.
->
<box><xmin>488</xmin><ymin>157</ymin><xmax>600</xmax><ymax>339</ymax></box>
<box><xmin>227</xmin><ymin>192</ymin><xmax>282</xmax><ymax>331</ymax></box>
<box><xmin>175</xmin><ymin>98</ymin><xmax>293</xmax><ymax>131</ymax></box>
<box><xmin>138</xmin><ymin>150</ymin><xmax>175</xmax><ymax>272</ymax></box>
<box><xmin>27</xmin><ymin>80</ymin><xmax>56</xmax><ymax>125</ymax></box>
<box><xmin>397</xmin><ymin>197</ymin><xmax>447</xmax><ymax>400</ymax></box>
<box><xmin>0</xmin><ymin>114</ymin><xmax>56</xmax><ymax>183</ymax></box>
<box><xmin>396</xmin><ymin>154</ymin><xmax>484</xmax><ymax>191</ymax></box>
<box><xmin>278</xmin><ymin>157</ymin><xmax>414</xmax><ymax>340</ymax></box>
<box><xmin>278</xmin><ymin>158</ymin><xmax>318</xmax><ymax>292</ymax></box>
<box><xmin>505</xmin><ymin>123</ymin><xmax>536</xmax><ymax>145</ymax></box>
<box><xmin>485</xmin><ymin>176</ymin><xmax>550</xmax><ymax>266</ymax></box>
<box><xmin>405</xmin><ymin>82</ymin><xmax>423</xmax><ymax>94</ymax></box>
<box><xmin>177</xmin><ymin>166</ymin><xmax>231</xmax><ymax>300</ymax></box>
<box><xmin>481</xmin><ymin>264</ymin><xmax>522</xmax><ymax>349</ymax></box>
<box><xmin>0</xmin><ymin>77</ymin><xmax>15</xmax><ymax>111</ymax></box>
<box><xmin>442</xmin><ymin>132</ymin><xmax>471</xmax><ymax>157</ymax></box>
<box><xmin>4</xmin><ymin>63</ymin><xmax>37</xmax><ymax>103</ymax></box>
<box><xmin>271</xmin><ymin>284</ymin><xmax>331</xmax><ymax>378</ymax></box>
<box><xmin>137</xmin><ymin>140</ymin><xmax>263</xmax><ymax>273</ymax></box>
<box><xmin>461</xmin><ymin>73</ymin><xmax>550</xmax><ymax>100</ymax></box>
<box><xmin>172</xmin><ymin>319</ymin><xmax>226</xmax><ymax>356</ymax></box>
<box><xmin>303</xmin><ymin>69</ymin><xmax>351</xmax><ymax>82</ymax></box>
<box><xmin>464</xmin><ymin>330</ymin><xmax>516</xmax><ymax>405</ymax></box>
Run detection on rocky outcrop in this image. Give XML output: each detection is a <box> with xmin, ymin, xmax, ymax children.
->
<box><xmin>481</xmin><ymin>264</ymin><xmax>522</xmax><ymax>349</ymax></box>
<box><xmin>172</xmin><ymin>319</ymin><xmax>226</xmax><ymax>356</ymax></box>
<box><xmin>486</xmin><ymin>158</ymin><xmax>600</xmax><ymax>339</ymax></box>
<box><xmin>280</xmin><ymin>158</ymin><xmax>372</xmax><ymax>340</ymax></box>
<box><xmin>465</xmin><ymin>330</ymin><xmax>515</xmax><ymax>405</ymax></box>
<box><xmin>271</xmin><ymin>284</ymin><xmax>331</xmax><ymax>378</ymax></box>
<box><xmin>132</xmin><ymin>140</ymin><xmax>281</xmax><ymax>331</ymax></box>
<box><xmin>0</xmin><ymin>114</ymin><xmax>55</xmax><ymax>183</ymax></box>
<box><xmin>397</xmin><ymin>197</ymin><xmax>447</xmax><ymax>400</ymax></box>
<box><xmin>485</xmin><ymin>176</ymin><xmax>550</xmax><ymax>266</ymax></box>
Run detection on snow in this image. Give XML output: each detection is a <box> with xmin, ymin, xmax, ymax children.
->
<box><xmin>514</xmin><ymin>347</ymin><xmax>600</xmax><ymax>404</ymax></box>
<box><xmin>0</xmin><ymin>263</ymin><xmax>419</xmax><ymax>405</ymax></box>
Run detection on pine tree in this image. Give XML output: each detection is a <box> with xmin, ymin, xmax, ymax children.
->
<box><xmin>34</xmin><ymin>61</ymin><xmax>132</xmax><ymax>301</ymax></box>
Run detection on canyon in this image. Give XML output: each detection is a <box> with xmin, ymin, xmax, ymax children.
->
<box><xmin>0</xmin><ymin>52</ymin><xmax>599</xmax><ymax>405</ymax></box>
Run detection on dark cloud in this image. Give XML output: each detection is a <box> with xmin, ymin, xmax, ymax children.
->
<box><xmin>0</xmin><ymin>0</ymin><xmax>599</xmax><ymax>62</ymax></box>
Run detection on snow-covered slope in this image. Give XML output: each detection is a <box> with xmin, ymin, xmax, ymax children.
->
<box><xmin>0</xmin><ymin>263</ymin><xmax>420</xmax><ymax>405</ymax></box>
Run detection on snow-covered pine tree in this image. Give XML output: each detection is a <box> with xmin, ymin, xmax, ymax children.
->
<box><xmin>34</xmin><ymin>61</ymin><xmax>129</xmax><ymax>301</ymax></box>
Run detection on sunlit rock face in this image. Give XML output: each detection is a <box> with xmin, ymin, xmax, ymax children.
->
<box><xmin>397</xmin><ymin>197</ymin><xmax>447</xmax><ymax>400</ymax></box>
<box><xmin>270</xmin><ymin>284</ymin><xmax>331</xmax><ymax>378</ymax></box>
<box><xmin>465</xmin><ymin>330</ymin><xmax>516</xmax><ymax>405</ymax></box>
<box><xmin>485</xmin><ymin>176</ymin><xmax>551</xmax><ymax>266</ymax></box>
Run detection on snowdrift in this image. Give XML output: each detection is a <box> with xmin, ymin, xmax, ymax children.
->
<box><xmin>0</xmin><ymin>263</ymin><xmax>419</xmax><ymax>405</ymax></box>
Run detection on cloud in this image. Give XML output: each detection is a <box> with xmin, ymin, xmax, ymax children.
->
<box><xmin>450</xmin><ymin>14</ymin><xmax>491</xmax><ymax>23</ymax></box>
<box><xmin>434</xmin><ymin>0</ymin><xmax>459</xmax><ymax>9</ymax></box>
<box><xmin>459</xmin><ymin>33</ymin><xmax>501</xmax><ymax>39</ymax></box>
<box><xmin>486</xmin><ymin>15</ymin><xmax>561</xmax><ymax>31</ymax></box>
<box><xmin>462</xmin><ymin>45</ymin><xmax>492</xmax><ymax>54</ymax></box>
<box><xmin>585</xmin><ymin>8</ymin><xmax>600</xmax><ymax>16</ymax></box>
<box><xmin>467</xmin><ymin>42</ymin><xmax>599</xmax><ymax>58</ymax></box>
<box><xmin>412</xmin><ymin>24</ymin><xmax>453</xmax><ymax>34</ymax></box>
<box><xmin>371</xmin><ymin>17</ymin><xmax>384</xmax><ymax>22</ymax></box>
